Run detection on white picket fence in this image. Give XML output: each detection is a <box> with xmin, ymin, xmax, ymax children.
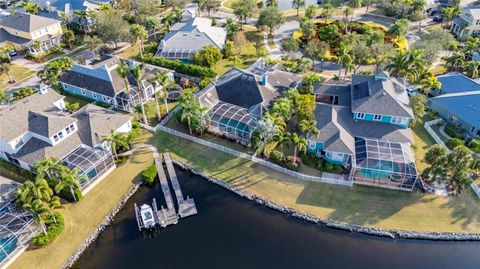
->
<box><xmin>153</xmin><ymin>125</ymin><xmax>353</xmax><ymax>187</ymax></box>
<box><xmin>424</xmin><ymin>119</ymin><xmax>480</xmax><ymax>198</ymax></box>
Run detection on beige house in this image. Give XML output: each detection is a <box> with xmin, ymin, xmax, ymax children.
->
<box><xmin>0</xmin><ymin>12</ymin><xmax>63</xmax><ymax>54</ymax></box>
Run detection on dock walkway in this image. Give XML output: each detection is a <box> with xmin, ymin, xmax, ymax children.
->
<box><xmin>163</xmin><ymin>153</ymin><xmax>197</xmax><ymax>218</ymax></box>
<box><xmin>153</xmin><ymin>150</ymin><xmax>179</xmax><ymax>226</ymax></box>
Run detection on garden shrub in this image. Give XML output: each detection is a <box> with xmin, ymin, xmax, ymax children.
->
<box><xmin>270</xmin><ymin>150</ymin><xmax>284</xmax><ymax>164</ymax></box>
<box><xmin>199</xmin><ymin>77</ymin><xmax>213</xmax><ymax>89</ymax></box>
<box><xmin>427</xmin><ymin>111</ymin><xmax>439</xmax><ymax>120</ymax></box>
<box><xmin>59</xmin><ymin>187</ymin><xmax>83</xmax><ymax>202</ymax></box>
<box><xmin>467</xmin><ymin>139</ymin><xmax>480</xmax><ymax>153</ymax></box>
<box><xmin>300</xmin><ymin>152</ymin><xmax>320</xmax><ymax>168</ymax></box>
<box><xmin>143</xmin><ymin>54</ymin><xmax>216</xmax><ymax>79</ymax></box>
<box><xmin>65</xmin><ymin>101</ymin><xmax>80</xmax><ymax>112</ymax></box>
<box><xmin>131</xmin><ymin>120</ymin><xmax>141</xmax><ymax>129</ymax></box>
<box><xmin>323</xmin><ymin>162</ymin><xmax>334</xmax><ymax>171</ymax></box>
<box><xmin>446</xmin><ymin>138</ymin><xmax>464</xmax><ymax>150</ymax></box>
<box><xmin>445</xmin><ymin>124</ymin><xmax>464</xmax><ymax>139</ymax></box>
<box><xmin>286</xmin><ymin>161</ymin><xmax>299</xmax><ymax>171</ymax></box>
<box><xmin>12</xmin><ymin>87</ymin><xmax>36</xmax><ymax>101</ymax></box>
<box><xmin>31</xmin><ymin>212</ymin><xmax>65</xmax><ymax>246</ymax></box>
<box><xmin>141</xmin><ymin>164</ymin><xmax>157</xmax><ymax>185</ymax></box>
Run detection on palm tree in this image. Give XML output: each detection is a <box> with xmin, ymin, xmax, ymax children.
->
<box><xmin>84</xmin><ymin>36</ymin><xmax>102</xmax><ymax>58</ymax></box>
<box><xmin>275</xmin><ymin>130</ymin><xmax>291</xmax><ymax>153</ymax></box>
<box><xmin>298</xmin><ymin>118</ymin><xmax>319</xmax><ymax>138</ymax></box>
<box><xmin>420</xmin><ymin>74</ymin><xmax>441</xmax><ymax>95</ymax></box>
<box><xmin>342</xmin><ymin>7</ymin><xmax>353</xmax><ymax>34</ymax></box>
<box><xmin>161</xmin><ymin>13</ymin><xmax>175</xmax><ymax>31</ymax></box>
<box><xmin>336</xmin><ymin>43</ymin><xmax>353</xmax><ymax>78</ymax></box>
<box><xmin>116</xmin><ymin>60</ymin><xmax>133</xmax><ymax>114</ymax></box>
<box><xmin>385</xmin><ymin>51</ymin><xmax>409</xmax><ymax>78</ymax></box>
<box><xmin>300</xmin><ymin>18</ymin><xmax>316</xmax><ymax>41</ymax></box>
<box><xmin>48</xmin><ymin>196</ymin><xmax>63</xmax><ymax>223</ymax></box>
<box><xmin>443</xmin><ymin>52</ymin><xmax>465</xmax><ymax>72</ymax></box>
<box><xmin>155</xmin><ymin>71</ymin><xmax>176</xmax><ymax>120</ymax></box>
<box><xmin>130</xmin><ymin>63</ymin><xmax>148</xmax><ymax>124</ymax></box>
<box><xmin>55</xmin><ymin>167</ymin><xmax>84</xmax><ymax>202</ymax></box>
<box><xmin>292</xmin><ymin>0</ymin><xmax>306</xmax><ymax>17</ymax></box>
<box><xmin>102</xmin><ymin>130</ymin><xmax>130</xmax><ymax>159</ymax></box>
<box><xmin>130</xmin><ymin>24</ymin><xmax>148</xmax><ymax>58</ymax></box>
<box><xmin>17</xmin><ymin>177</ymin><xmax>54</xmax><ymax>205</ymax></box>
<box><xmin>254</xmin><ymin>117</ymin><xmax>281</xmax><ymax>157</ymax></box>
<box><xmin>34</xmin><ymin>157</ymin><xmax>62</xmax><ymax>182</ymax></box>
<box><xmin>349</xmin><ymin>0</ymin><xmax>362</xmax><ymax>22</ymax></box>
<box><xmin>1</xmin><ymin>63</ymin><xmax>13</xmax><ymax>83</ymax></box>
<box><xmin>179</xmin><ymin>104</ymin><xmax>197</xmax><ymax>134</ymax></box>
<box><xmin>465</xmin><ymin>61</ymin><xmax>480</xmax><ymax>79</ymax></box>
<box><xmin>321</xmin><ymin>3</ymin><xmax>334</xmax><ymax>22</ymax></box>
<box><xmin>292</xmin><ymin>132</ymin><xmax>307</xmax><ymax>163</ymax></box>
<box><xmin>305</xmin><ymin>5</ymin><xmax>318</xmax><ymax>19</ymax></box>
<box><xmin>62</xmin><ymin>29</ymin><xmax>75</xmax><ymax>49</ymax></box>
<box><xmin>229</xmin><ymin>55</ymin><xmax>241</xmax><ymax>67</ymax></box>
<box><xmin>441</xmin><ymin>6</ymin><xmax>456</xmax><ymax>27</ymax></box>
<box><xmin>191</xmin><ymin>106</ymin><xmax>210</xmax><ymax>135</ymax></box>
<box><xmin>22</xmin><ymin>199</ymin><xmax>50</xmax><ymax>235</ymax></box>
<box><xmin>265</xmin><ymin>0</ymin><xmax>279</xmax><ymax>7</ymax></box>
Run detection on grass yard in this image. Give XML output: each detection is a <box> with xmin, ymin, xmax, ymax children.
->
<box><xmin>411</xmin><ymin>119</ymin><xmax>436</xmax><ymax>173</ymax></box>
<box><xmin>134</xmin><ymin>130</ymin><xmax>480</xmax><ymax>233</ymax></box>
<box><xmin>213</xmin><ymin>27</ymin><xmax>263</xmax><ymax>75</ymax></box>
<box><xmin>116</xmin><ymin>44</ymin><xmax>140</xmax><ymax>59</ymax></box>
<box><xmin>10</xmin><ymin>139</ymin><xmax>154</xmax><ymax>269</ymax></box>
<box><xmin>0</xmin><ymin>64</ymin><xmax>35</xmax><ymax>90</ymax></box>
<box><xmin>138</xmin><ymin>100</ymin><xmax>178</xmax><ymax>126</ymax></box>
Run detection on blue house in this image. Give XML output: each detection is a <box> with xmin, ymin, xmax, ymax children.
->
<box><xmin>59</xmin><ymin>55</ymin><xmax>173</xmax><ymax>112</ymax></box>
<box><xmin>308</xmin><ymin>71</ymin><xmax>417</xmax><ymax>191</ymax></box>
<box><xmin>434</xmin><ymin>72</ymin><xmax>480</xmax><ymax>95</ymax></box>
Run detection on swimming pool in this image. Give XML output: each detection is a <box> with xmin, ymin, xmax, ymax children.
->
<box><xmin>359</xmin><ymin>160</ymin><xmax>401</xmax><ymax>180</ymax></box>
<box><xmin>0</xmin><ymin>236</ymin><xmax>18</xmax><ymax>263</ymax></box>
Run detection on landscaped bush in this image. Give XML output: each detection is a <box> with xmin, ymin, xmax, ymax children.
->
<box><xmin>199</xmin><ymin>77</ymin><xmax>213</xmax><ymax>89</ymax></box>
<box><xmin>59</xmin><ymin>187</ymin><xmax>83</xmax><ymax>202</ymax></box>
<box><xmin>322</xmin><ymin>161</ymin><xmax>346</xmax><ymax>174</ymax></box>
<box><xmin>300</xmin><ymin>152</ymin><xmax>321</xmax><ymax>168</ymax></box>
<box><xmin>143</xmin><ymin>54</ymin><xmax>216</xmax><ymax>79</ymax></box>
<box><xmin>141</xmin><ymin>164</ymin><xmax>157</xmax><ymax>185</ymax></box>
<box><xmin>65</xmin><ymin>100</ymin><xmax>80</xmax><ymax>112</ymax></box>
<box><xmin>270</xmin><ymin>150</ymin><xmax>284</xmax><ymax>164</ymax></box>
<box><xmin>31</xmin><ymin>212</ymin><xmax>65</xmax><ymax>246</ymax></box>
<box><xmin>427</xmin><ymin>111</ymin><xmax>439</xmax><ymax>121</ymax></box>
<box><xmin>285</xmin><ymin>161</ymin><xmax>299</xmax><ymax>171</ymax></box>
<box><xmin>445</xmin><ymin>124</ymin><xmax>464</xmax><ymax>139</ymax></box>
<box><xmin>446</xmin><ymin>138</ymin><xmax>464</xmax><ymax>150</ymax></box>
<box><xmin>12</xmin><ymin>87</ymin><xmax>36</xmax><ymax>101</ymax></box>
<box><xmin>131</xmin><ymin>120</ymin><xmax>141</xmax><ymax>129</ymax></box>
<box><xmin>467</xmin><ymin>139</ymin><xmax>480</xmax><ymax>153</ymax></box>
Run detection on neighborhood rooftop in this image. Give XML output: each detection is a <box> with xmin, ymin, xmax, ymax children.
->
<box><xmin>436</xmin><ymin>72</ymin><xmax>480</xmax><ymax>94</ymax></box>
<box><xmin>430</xmin><ymin>90</ymin><xmax>480</xmax><ymax>131</ymax></box>
<box><xmin>0</xmin><ymin>12</ymin><xmax>60</xmax><ymax>33</ymax></box>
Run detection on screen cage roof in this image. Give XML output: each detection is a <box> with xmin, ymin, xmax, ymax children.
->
<box><xmin>159</xmin><ymin>49</ymin><xmax>196</xmax><ymax>59</ymax></box>
<box><xmin>354</xmin><ymin>137</ymin><xmax>417</xmax><ymax>177</ymax></box>
<box><xmin>62</xmin><ymin>146</ymin><xmax>111</xmax><ymax>173</ymax></box>
<box><xmin>209</xmin><ymin>102</ymin><xmax>258</xmax><ymax>135</ymax></box>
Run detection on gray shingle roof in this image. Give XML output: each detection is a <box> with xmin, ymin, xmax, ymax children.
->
<box><xmin>215</xmin><ymin>68</ymin><xmax>264</xmax><ymax>109</ymax></box>
<box><xmin>311</xmin><ymin>104</ymin><xmax>414</xmax><ymax>154</ymax></box>
<box><xmin>314</xmin><ymin>83</ymin><xmax>352</xmax><ymax>107</ymax></box>
<box><xmin>59</xmin><ymin>70</ymin><xmax>119</xmax><ymax>97</ymax></box>
<box><xmin>0</xmin><ymin>90</ymin><xmax>65</xmax><ymax>142</ymax></box>
<box><xmin>28</xmin><ymin>111</ymin><xmax>77</xmax><ymax>138</ymax></box>
<box><xmin>350</xmin><ymin>73</ymin><xmax>414</xmax><ymax>118</ymax></box>
<box><xmin>0</xmin><ymin>12</ymin><xmax>60</xmax><ymax>33</ymax></box>
<box><xmin>0</xmin><ymin>28</ymin><xmax>30</xmax><ymax>45</ymax></box>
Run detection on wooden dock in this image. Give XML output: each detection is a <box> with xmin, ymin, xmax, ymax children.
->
<box><xmin>163</xmin><ymin>153</ymin><xmax>198</xmax><ymax>218</ymax></box>
<box><xmin>153</xmin><ymin>151</ymin><xmax>178</xmax><ymax>227</ymax></box>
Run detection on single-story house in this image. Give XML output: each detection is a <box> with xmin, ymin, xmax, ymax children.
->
<box><xmin>308</xmin><ymin>71</ymin><xmax>418</xmax><ymax>191</ymax></box>
<box><xmin>155</xmin><ymin>17</ymin><xmax>227</xmax><ymax>61</ymax></box>
<box><xmin>434</xmin><ymin>72</ymin><xmax>480</xmax><ymax>95</ymax></box>
<box><xmin>0</xmin><ymin>12</ymin><xmax>63</xmax><ymax>55</ymax></box>
<box><xmin>59</xmin><ymin>55</ymin><xmax>174</xmax><ymax>112</ymax></box>
<box><xmin>0</xmin><ymin>87</ymin><xmax>132</xmax><ymax>191</ymax></box>
<box><xmin>197</xmin><ymin>65</ymin><xmax>302</xmax><ymax>145</ymax></box>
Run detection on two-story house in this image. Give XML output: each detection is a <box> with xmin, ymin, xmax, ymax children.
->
<box><xmin>307</xmin><ymin>71</ymin><xmax>418</xmax><ymax>191</ymax></box>
<box><xmin>0</xmin><ymin>12</ymin><xmax>63</xmax><ymax>55</ymax></box>
<box><xmin>59</xmin><ymin>55</ymin><xmax>174</xmax><ymax>112</ymax></box>
<box><xmin>451</xmin><ymin>5</ymin><xmax>480</xmax><ymax>38</ymax></box>
<box><xmin>0</xmin><ymin>86</ymin><xmax>132</xmax><ymax>192</ymax></box>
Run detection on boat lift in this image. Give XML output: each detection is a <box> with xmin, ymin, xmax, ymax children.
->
<box><xmin>134</xmin><ymin>199</ymin><xmax>160</xmax><ymax>231</ymax></box>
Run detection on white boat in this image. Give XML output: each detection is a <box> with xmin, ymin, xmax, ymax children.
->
<box><xmin>139</xmin><ymin>204</ymin><xmax>156</xmax><ymax>229</ymax></box>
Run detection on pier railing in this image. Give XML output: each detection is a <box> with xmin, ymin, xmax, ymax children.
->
<box><xmin>155</xmin><ymin>125</ymin><xmax>353</xmax><ymax>187</ymax></box>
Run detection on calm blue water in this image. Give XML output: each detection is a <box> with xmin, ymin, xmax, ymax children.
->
<box><xmin>73</xmin><ymin>166</ymin><xmax>480</xmax><ymax>269</ymax></box>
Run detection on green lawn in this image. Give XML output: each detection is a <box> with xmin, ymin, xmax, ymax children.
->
<box><xmin>135</xmin><ymin>130</ymin><xmax>480</xmax><ymax>233</ymax></box>
<box><xmin>0</xmin><ymin>64</ymin><xmax>35</xmax><ymax>90</ymax></box>
<box><xmin>411</xmin><ymin>119</ymin><xmax>437</xmax><ymax>173</ymax></box>
<box><xmin>136</xmin><ymin>100</ymin><xmax>178</xmax><ymax>126</ymax></box>
<box><xmin>214</xmin><ymin>27</ymin><xmax>262</xmax><ymax>75</ymax></box>
<box><xmin>10</xmin><ymin>134</ymin><xmax>154</xmax><ymax>269</ymax></box>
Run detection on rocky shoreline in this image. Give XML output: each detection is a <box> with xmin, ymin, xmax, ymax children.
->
<box><xmin>61</xmin><ymin>183</ymin><xmax>142</xmax><ymax>269</ymax></box>
<box><xmin>173</xmin><ymin>159</ymin><xmax>480</xmax><ymax>242</ymax></box>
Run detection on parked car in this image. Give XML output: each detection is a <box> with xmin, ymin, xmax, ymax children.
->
<box><xmin>433</xmin><ymin>16</ymin><xmax>444</xmax><ymax>23</ymax></box>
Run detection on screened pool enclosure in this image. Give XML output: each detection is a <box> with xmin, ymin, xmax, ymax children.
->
<box><xmin>352</xmin><ymin>137</ymin><xmax>418</xmax><ymax>190</ymax></box>
<box><xmin>62</xmin><ymin>145</ymin><xmax>115</xmax><ymax>190</ymax></box>
<box><xmin>207</xmin><ymin>102</ymin><xmax>259</xmax><ymax>146</ymax></box>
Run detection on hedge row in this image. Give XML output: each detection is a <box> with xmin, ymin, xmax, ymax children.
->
<box><xmin>143</xmin><ymin>54</ymin><xmax>216</xmax><ymax>79</ymax></box>
<box><xmin>141</xmin><ymin>164</ymin><xmax>157</xmax><ymax>185</ymax></box>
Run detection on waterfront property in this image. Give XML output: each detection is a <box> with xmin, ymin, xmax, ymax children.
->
<box><xmin>308</xmin><ymin>71</ymin><xmax>418</xmax><ymax>190</ymax></box>
<box><xmin>197</xmin><ymin>65</ymin><xmax>302</xmax><ymax>145</ymax></box>
<box><xmin>0</xmin><ymin>87</ymin><xmax>132</xmax><ymax>190</ymax></box>
<box><xmin>0</xmin><ymin>12</ymin><xmax>63</xmax><ymax>55</ymax></box>
<box><xmin>0</xmin><ymin>176</ymin><xmax>38</xmax><ymax>269</ymax></box>
<box><xmin>155</xmin><ymin>17</ymin><xmax>227</xmax><ymax>61</ymax></box>
<box><xmin>59</xmin><ymin>55</ymin><xmax>174</xmax><ymax>112</ymax></box>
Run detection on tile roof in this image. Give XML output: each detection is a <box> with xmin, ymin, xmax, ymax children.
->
<box><xmin>350</xmin><ymin>73</ymin><xmax>414</xmax><ymax>118</ymax></box>
<box><xmin>0</xmin><ymin>12</ymin><xmax>60</xmax><ymax>33</ymax></box>
<box><xmin>0</xmin><ymin>90</ymin><xmax>65</xmax><ymax>142</ymax></box>
<box><xmin>430</xmin><ymin>91</ymin><xmax>480</xmax><ymax>129</ymax></box>
<box><xmin>435</xmin><ymin>72</ymin><xmax>480</xmax><ymax>95</ymax></box>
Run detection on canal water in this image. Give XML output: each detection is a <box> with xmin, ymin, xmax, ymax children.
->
<box><xmin>73</xmin><ymin>166</ymin><xmax>480</xmax><ymax>269</ymax></box>
<box><xmin>272</xmin><ymin>0</ymin><xmax>321</xmax><ymax>11</ymax></box>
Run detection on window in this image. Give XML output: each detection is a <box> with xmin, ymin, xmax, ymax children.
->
<box><xmin>102</xmin><ymin>96</ymin><xmax>110</xmax><ymax>102</ymax></box>
<box><xmin>391</xmin><ymin>117</ymin><xmax>406</xmax><ymax>124</ymax></box>
<box><xmin>70</xmin><ymin>124</ymin><xmax>75</xmax><ymax>131</ymax></box>
<box><xmin>66</xmin><ymin>126</ymin><xmax>71</xmax><ymax>134</ymax></box>
<box><xmin>357</xmin><ymin>113</ymin><xmax>365</xmax><ymax>119</ymax></box>
<box><xmin>92</xmin><ymin>92</ymin><xmax>97</xmax><ymax>99</ymax></box>
<box><xmin>53</xmin><ymin>134</ymin><xmax>59</xmax><ymax>142</ymax></box>
<box><xmin>373</xmin><ymin>114</ymin><xmax>382</xmax><ymax>121</ymax></box>
<box><xmin>58</xmin><ymin>131</ymin><xmax>64</xmax><ymax>139</ymax></box>
<box><xmin>308</xmin><ymin>140</ymin><xmax>316</xmax><ymax>148</ymax></box>
<box><xmin>81</xmin><ymin>89</ymin><xmax>86</xmax><ymax>96</ymax></box>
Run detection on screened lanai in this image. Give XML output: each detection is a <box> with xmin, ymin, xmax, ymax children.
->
<box><xmin>62</xmin><ymin>145</ymin><xmax>115</xmax><ymax>189</ymax></box>
<box><xmin>352</xmin><ymin>137</ymin><xmax>418</xmax><ymax>190</ymax></box>
<box><xmin>0</xmin><ymin>204</ymin><xmax>38</xmax><ymax>267</ymax></box>
<box><xmin>208</xmin><ymin>102</ymin><xmax>259</xmax><ymax>146</ymax></box>
<box><xmin>158</xmin><ymin>49</ymin><xmax>196</xmax><ymax>60</ymax></box>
